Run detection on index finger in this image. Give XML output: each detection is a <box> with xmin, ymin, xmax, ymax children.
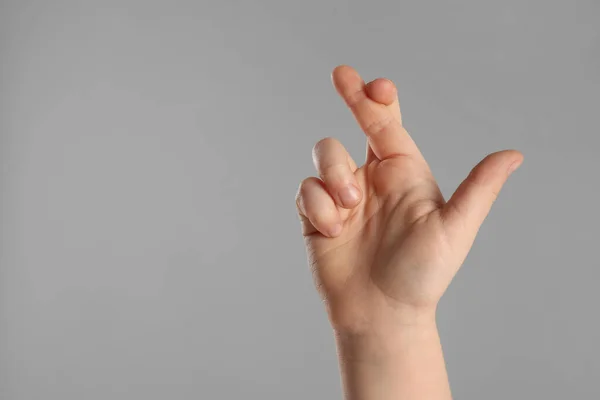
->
<box><xmin>331</xmin><ymin>65</ymin><xmax>422</xmax><ymax>161</ymax></box>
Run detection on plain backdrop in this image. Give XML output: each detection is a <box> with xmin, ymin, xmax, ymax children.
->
<box><xmin>1</xmin><ymin>1</ymin><xmax>599</xmax><ymax>399</ymax></box>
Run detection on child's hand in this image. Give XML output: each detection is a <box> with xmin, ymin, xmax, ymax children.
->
<box><xmin>296</xmin><ymin>65</ymin><xmax>523</xmax><ymax>336</ymax></box>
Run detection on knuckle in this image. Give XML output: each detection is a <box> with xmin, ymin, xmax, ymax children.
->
<box><xmin>312</xmin><ymin>137</ymin><xmax>339</xmax><ymax>157</ymax></box>
<box><xmin>298</xmin><ymin>177</ymin><xmax>312</xmax><ymax>191</ymax></box>
<box><xmin>312</xmin><ymin>215</ymin><xmax>329</xmax><ymax>230</ymax></box>
<box><xmin>295</xmin><ymin>178</ymin><xmax>312</xmax><ymax>209</ymax></box>
<box><xmin>465</xmin><ymin>171</ymin><xmax>499</xmax><ymax>202</ymax></box>
<box><xmin>464</xmin><ymin>170</ymin><xmax>485</xmax><ymax>191</ymax></box>
<box><xmin>311</xmin><ymin>206</ymin><xmax>335</xmax><ymax>226</ymax></box>
<box><xmin>295</xmin><ymin>189</ymin><xmax>303</xmax><ymax>210</ymax></box>
<box><xmin>346</xmin><ymin>88</ymin><xmax>366</xmax><ymax>109</ymax></box>
<box><xmin>320</xmin><ymin>165</ymin><xmax>348</xmax><ymax>185</ymax></box>
<box><xmin>364</xmin><ymin>116</ymin><xmax>394</xmax><ymax>137</ymax></box>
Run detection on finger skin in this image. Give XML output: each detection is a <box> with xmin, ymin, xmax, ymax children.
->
<box><xmin>313</xmin><ymin>137</ymin><xmax>362</xmax><ymax>209</ymax></box>
<box><xmin>331</xmin><ymin>65</ymin><xmax>421</xmax><ymax>161</ymax></box>
<box><xmin>364</xmin><ymin>78</ymin><xmax>402</xmax><ymax>162</ymax></box>
<box><xmin>442</xmin><ymin>150</ymin><xmax>524</xmax><ymax>243</ymax></box>
<box><xmin>365</xmin><ymin>78</ymin><xmax>402</xmax><ymax>124</ymax></box>
<box><xmin>296</xmin><ymin>177</ymin><xmax>343</xmax><ymax>238</ymax></box>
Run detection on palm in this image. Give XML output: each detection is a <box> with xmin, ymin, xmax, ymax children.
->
<box><xmin>296</xmin><ymin>65</ymin><xmax>522</xmax><ymax>330</ymax></box>
<box><xmin>306</xmin><ymin>154</ymin><xmax>454</xmax><ymax>310</ymax></box>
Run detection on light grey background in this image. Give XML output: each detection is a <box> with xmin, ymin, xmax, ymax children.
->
<box><xmin>1</xmin><ymin>1</ymin><xmax>598</xmax><ymax>399</ymax></box>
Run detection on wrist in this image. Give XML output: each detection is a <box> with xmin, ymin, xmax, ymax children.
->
<box><xmin>333</xmin><ymin>313</ymin><xmax>450</xmax><ymax>400</ymax></box>
<box><xmin>334</xmin><ymin>315</ymin><xmax>439</xmax><ymax>364</ymax></box>
<box><xmin>329</xmin><ymin>301</ymin><xmax>438</xmax><ymax>342</ymax></box>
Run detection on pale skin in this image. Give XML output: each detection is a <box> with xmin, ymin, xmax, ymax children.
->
<box><xmin>295</xmin><ymin>65</ymin><xmax>523</xmax><ymax>400</ymax></box>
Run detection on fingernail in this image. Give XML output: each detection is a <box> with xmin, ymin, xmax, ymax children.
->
<box><xmin>329</xmin><ymin>223</ymin><xmax>343</xmax><ymax>237</ymax></box>
<box><xmin>507</xmin><ymin>160</ymin><xmax>522</xmax><ymax>176</ymax></box>
<box><xmin>338</xmin><ymin>185</ymin><xmax>360</xmax><ymax>207</ymax></box>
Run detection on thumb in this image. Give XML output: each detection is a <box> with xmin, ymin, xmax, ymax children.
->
<box><xmin>441</xmin><ymin>150</ymin><xmax>523</xmax><ymax>247</ymax></box>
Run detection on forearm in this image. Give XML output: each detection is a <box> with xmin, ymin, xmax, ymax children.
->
<box><xmin>334</xmin><ymin>311</ymin><xmax>452</xmax><ymax>400</ymax></box>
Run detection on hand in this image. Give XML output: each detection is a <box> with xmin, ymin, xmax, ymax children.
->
<box><xmin>296</xmin><ymin>65</ymin><xmax>523</xmax><ymax>336</ymax></box>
